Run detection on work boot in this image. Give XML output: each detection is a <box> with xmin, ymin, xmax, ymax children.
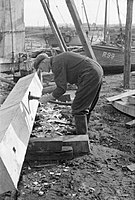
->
<box><xmin>74</xmin><ymin>114</ymin><xmax>88</xmax><ymax>135</ymax></box>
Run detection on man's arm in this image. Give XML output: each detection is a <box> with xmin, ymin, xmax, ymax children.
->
<box><xmin>52</xmin><ymin>65</ymin><xmax>67</xmax><ymax>99</ymax></box>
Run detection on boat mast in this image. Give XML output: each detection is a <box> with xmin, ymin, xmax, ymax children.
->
<box><xmin>104</xmin><ymin>0</ymin><xmax>108</xmax><ymax>42</ymax></box>
<box><xmin>81</xmin><ymin>0</ymin><xmax>90</xmax><ymax>32</ymax></box>
<box><xmin>116</xmin><ymin>0</ymin><xmax>122</xmax><ymax>32</ymax></box>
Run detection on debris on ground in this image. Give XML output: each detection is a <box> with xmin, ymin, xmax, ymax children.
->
<box><xmin>0</xmin><ymin>73</ymin><xmax>135</xmax><ymax>200</ymax></box>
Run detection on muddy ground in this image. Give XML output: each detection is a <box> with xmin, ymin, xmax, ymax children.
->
<box><xmin>0</xmin><ymin>72</ymin><xmax>135</xmax><ymax>200</ymax></box>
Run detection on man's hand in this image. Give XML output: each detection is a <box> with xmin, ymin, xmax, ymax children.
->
<box><xmin>39</xmin><ymin>93</ymin><xmax>55</xmax><ymax>104</ymax></box>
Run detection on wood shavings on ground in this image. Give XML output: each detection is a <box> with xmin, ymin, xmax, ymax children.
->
<box><xmin>32</xmin><ymin>103</ymin><xmax>72</xmax><ymax>138</ymax></box>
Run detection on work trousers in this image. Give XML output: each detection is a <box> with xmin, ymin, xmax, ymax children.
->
<box><xmin>71</xmin><ymin>63</ymin><xmax>103</xmax><ymax>118</ymax></box>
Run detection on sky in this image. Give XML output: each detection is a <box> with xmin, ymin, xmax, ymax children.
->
<box><xmin>24</xmin><ymin>0</ymin><xmax>134</xmax><ymax>27</ymax></box>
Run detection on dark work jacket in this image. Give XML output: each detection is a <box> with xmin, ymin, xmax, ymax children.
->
<box><xmin>50</xmin><ymin>52</ymin><xmax>103</xmax><ymax>99</ymax></box>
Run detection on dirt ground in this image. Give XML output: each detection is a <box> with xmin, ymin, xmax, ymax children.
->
<box><xmin>0</xmin><ymin>72</ymin><xmax>135</xmax><ymax>200</ymax></box>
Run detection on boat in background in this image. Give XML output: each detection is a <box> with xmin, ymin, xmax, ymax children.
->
<box><xmin>25</xmin><ymin>0</ymin><xmax>135</xmax><ymax>74</ymax></box>
<box><xmin>91</xmin><ymin>43</ymin><xmax>135</xmax><ymax>73</ymax></box>
<box><xmin>91</xmin><ymin>0</ymin><xmax>135</xmax><ymax>73</ymax></box>
<box><xmin>73</xmin><ymin>0</ymin><xmax>135</xmax><ymax>73</ymax></box>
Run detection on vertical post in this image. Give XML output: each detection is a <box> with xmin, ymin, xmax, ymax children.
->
<box><xmin>65</xmin><ymin>0</ymin><xmax>96</xmax><ymax>60</ymax></box>
<box><xmin>123</xmin><ymin>0</ymin><xmax>133</xmax><ymax>89</ymax></box>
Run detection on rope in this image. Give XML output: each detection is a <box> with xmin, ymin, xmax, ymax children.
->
<box><xmin>91</xmin><ymin>0</ymin><xmax>102</xmax><ymax>43</ymax></box>
<box><xmin>95</xmin><ymin>0</ymin><xmax>101</xmax><ymax>24</ymax></box>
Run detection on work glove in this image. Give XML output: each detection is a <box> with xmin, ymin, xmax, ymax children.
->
<box><xmin>39</xmin><ymin>93</ymin><xmax>55</xmax><ymax>104</ymax></box>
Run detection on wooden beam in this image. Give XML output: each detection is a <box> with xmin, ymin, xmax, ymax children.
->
<box><xmin>26</xmin><ymin>146</ymin><xmax>73</xmax><ymax>161</ymax></box>
<box><xmin>63</xmin><ymin>134</ymin><xmax>90</xmax><ymax>156</ymax></box>
<box><xmin>27</xmin><ymin>137</ymin><xmax>63</xmax><ymax>153</ymax></box>
<box><xmin>40</xmin><ymin>0</ymin><xmax>67</xmax><ymax>52</ymax></box>
<box><xmin>65</xmin><ymin>0</ymin><xmax>96</xmax><ymax>60</ymax></box>
<box><xmin>0</xmin><ymin>73</ymin><xmax>42</xmax><ymax>194</ymax></box>
<box><xmin>123</xmin><ymin>0</ymin><xmax>133</xmax><ymax>88</ymax></box>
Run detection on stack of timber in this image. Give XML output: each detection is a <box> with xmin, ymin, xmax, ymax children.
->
<box><xmin>26</xmin><ymin>135</ymin><xmax>90</xmax><ymax>162</ymax></box>
<box><xmin>0</xmin><ymin>72</ymin><xmax>42</xmax><ymax>194</ymax></box>
<box><xmin>106</xmin><ymin>89</ymin><xmax>135</xmax><ymax>127</ymax></box>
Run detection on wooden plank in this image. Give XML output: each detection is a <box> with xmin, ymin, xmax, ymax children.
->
<box><xmin>25</xmin><ymin>146</ymin><xmax>73</xmax><ymax>161</ymax></box>
<box><xmin>0</xmin><ymin>73</ymin><xmax>42</xmax><ymax>194</ymax></box>
<box><xmin>26</xmin><ymin>135</ymin><xmax>90</xmax><ymax>161</ymax></box>
<box><xmin>125</xmin><ymin>119</ymin><xmax>135</xmax><ymax>128</ymax></box>
<box><xmin>27</xmin><ymin>137</ymin><xmax>63</xmax><ymax>153</ymax></box>
<box><xmin>63</xmin><ymin>134</ymin><xmax>90</xmax><ymax>156</ymax></box>
<box><xmin>112</xmin><ymin>100</ymin><xmax>135</xmax><ymax>117</ymax></box>
<box><xmin>65</xmin><ymin>0</ymin><xmax>96</xmax><ymax>60</ymax></box>
<box><xmin>106</xmin><ymin>89</ymin><xmax>135</xmax><ymax>102</ymax></box>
